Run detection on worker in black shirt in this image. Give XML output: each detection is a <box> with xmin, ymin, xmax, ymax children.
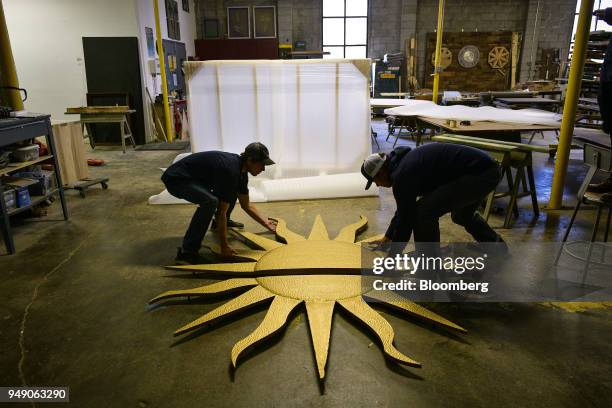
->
<box><xmin>162</xmin><ymin>142</ymin><xmax>277</xmax><ymax>264</ymax></box>
<box><xmin>588</xmin><ymin>7</ymin><xmax>612</xmax><ymax>200</ymax></box>
<box><xmin>361</xmin><ymin>143</ymin><xmax>505</xmax><ymax>254</ymax></box>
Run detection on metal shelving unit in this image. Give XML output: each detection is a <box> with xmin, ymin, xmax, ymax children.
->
<box><xmin>0</xmin><ymin>115</ymin><xmax>68</xmax><ymax>254</ymax></box>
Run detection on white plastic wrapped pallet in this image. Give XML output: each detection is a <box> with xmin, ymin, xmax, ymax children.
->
<box><xmin>149</xmin><ymin>59</ymin><xmax>378</xmax><ymax>204</ymax></box>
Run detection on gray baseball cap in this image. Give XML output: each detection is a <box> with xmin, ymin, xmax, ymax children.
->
<box><xmin>361</xmin><ymin>153</ymin><xmax>387</xmax><ymax>190</ymax></box>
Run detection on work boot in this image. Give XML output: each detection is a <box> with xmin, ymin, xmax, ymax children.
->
<box><xmin>587</xmin><ymin>178</ymin><xmax>612</xmax><ymax>194</ymax></box>
<box><xmin>211</xmin><ymin>219</ymin><xmax>245</xmax><ymax>230</ymax></box>
<box><xmin>174</xmin><ymin>247</ymin><xmax>216</xmax><ymax>265</ymax></box>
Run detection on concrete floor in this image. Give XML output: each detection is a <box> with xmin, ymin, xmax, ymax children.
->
<box><xmin>1</xmin><ymin>121</ymin><xmax>611</xmax><ymax>407</ymax></box>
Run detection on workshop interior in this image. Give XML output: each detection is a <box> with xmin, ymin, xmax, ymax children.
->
<box><xmin>1</xmin><ymin>0</ymin><xmax>611</xmax><ymax>406</ymax></box>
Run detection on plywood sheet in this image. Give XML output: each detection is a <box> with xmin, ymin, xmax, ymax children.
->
<box><xmin>425</xmin><ymin>31</ymin><xmax>515</xmax><ymax>92</ymax></box>
<box><xmin>66</xmin><ymin>106</ymin><xmax>131</xmax><ymax>114</ymax></box>
<box><xmin>52</xmin><ymin>121</ymin><xmax>89</xmax><ymax>186</ymax></box>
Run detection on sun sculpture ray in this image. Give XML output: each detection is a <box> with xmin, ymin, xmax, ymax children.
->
<box><xmin>150</xmin><ymin>216</ymin><xmax>466</xmax><ymax>379</ymax></box>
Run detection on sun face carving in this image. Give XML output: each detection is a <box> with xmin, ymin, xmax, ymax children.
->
<box><xmin>150</xmin><ymin>216</ymin><xmax>466</xmax><ymax>379</ymax></box>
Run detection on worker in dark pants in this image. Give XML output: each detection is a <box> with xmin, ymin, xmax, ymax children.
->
<box><xmin>162</xmin><ymin>142</ymin><xmax>277</xmax><ymax>264</ymax></box>
<box><xmin>361</xmin><ymin>143</ymin><xmax>506</xmax><ymax>256</ymax></box>
<box><xmin>588</xmin><ymin>7</ymin><xmax>612</xmax><ymax>201</ymax></box>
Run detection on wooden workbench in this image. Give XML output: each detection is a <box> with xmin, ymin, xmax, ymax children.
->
<box><xmin>65</xmin><ymin>106</ymin><xmax>137</xmax><ymax>153</ymax></box>
<box><xmin>443</xmin><ymin>97</ymin><xmax>481</xmax><ymax>107</ymax></box>
<box><xmin>370</xmin><ymin>98</ymin><xmax>413</xmax><ymax>108</ymax></box>
<box><xmin>416</xmin><ymin>116</ymin><xmax>560</xmax><ymax>144</ymax></box>
<box><xmin>494</xmin><ymin>97</ymin><xmax>561</xmax><ymax>111</ymax></box>
<box><xmin>379</xmin><ymin>92</ymin><xmax>410</xmax><ymax>98</ymax></box>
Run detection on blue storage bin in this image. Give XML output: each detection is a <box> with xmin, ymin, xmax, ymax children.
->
<box><xmin>16</xmin><ymin>187</ymin><xmax>31</xmax><ymax>208</ymax></box>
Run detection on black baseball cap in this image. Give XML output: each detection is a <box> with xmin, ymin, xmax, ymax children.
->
<box><xmin>243</xmin><ymin>142</ymin><xmax>275</xmax><ymax>165</ymax></box>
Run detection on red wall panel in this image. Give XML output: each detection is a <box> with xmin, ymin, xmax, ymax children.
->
<box><xmin>195</xmin><ymin>39</ymin><xmax>278</xmax><ymax>60</ymax></box>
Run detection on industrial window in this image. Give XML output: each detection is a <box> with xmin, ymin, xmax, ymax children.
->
<box><xmin>322</xmin><ymin>0</ymin><xmax>368</xmax><ymax>59</ymax></box>
<box><xmin>569</xmin><ymin>0</ymin><xmax>612</xmax><ymax>58</ymax></box>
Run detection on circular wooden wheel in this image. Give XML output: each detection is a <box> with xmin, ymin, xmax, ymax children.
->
<box><xmin>488</xmin><ymin>46</ymin><xmax>510</xmax><ymax>69</ymax></box>
<box><xmin>458</xmin><ymin>45</ymin><xmax>480</xmax><ymax>68</ymax></box>
<box><xmin>431</xmin><ymin>47</ymin><xmax>453</xmax><ymax>70</ymax></box>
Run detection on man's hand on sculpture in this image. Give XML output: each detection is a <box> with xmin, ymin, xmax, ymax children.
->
<box><xmin>367</xmin><ymin>236</ymin><xmax>392</xmax><ymax>251</ymax></box>
<box><xmin>220</xmin><ymin>244</ymin><xmax>237</xmax><ymax>258</ymax></box>
<box><xmin>265</xmin><ymin>218</ymin><xmax>278</xmax><ymax>233</ymax></box>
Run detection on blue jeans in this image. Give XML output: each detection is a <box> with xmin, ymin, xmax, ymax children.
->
<box><xmin>164</xmin><ymin>178</ymin><xmax>235</xmax><ymax>253</ymax></box>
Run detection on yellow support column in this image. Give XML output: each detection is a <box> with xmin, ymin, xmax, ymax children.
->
<box><xmin>548</xmin><ymin>0</ymin><xmax>594</xmax><ymax>209</ymax></box>
<box><xmin>0</xmin><ymin>0</ymin><xmax>24</xmax><ymax>111</ymax></box>
<box><xmin>431</xmin><ymin>0</ymin><xmax>445</xmax><ymax>104</ymax></box>
<box><xmin>153</xmin><ymin>0</ymin><xmax>175</xmax><ymax>142</ymax></box>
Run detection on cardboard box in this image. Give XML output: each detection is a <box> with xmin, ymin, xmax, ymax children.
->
<box><xmin>1</xmin><ymin>176</ymin><xmax>38</xmax><ymax>189</ymax></box>
<box><xmin>12</xmin><ymin>170</ymin><xmax>56</xmax><ymax>196</ymax></box>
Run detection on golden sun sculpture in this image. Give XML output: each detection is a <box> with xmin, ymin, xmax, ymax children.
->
<box><xmin>150</xmin><ymin>216</ymin><xmax>466</xmax><ymax>379</ymax></box>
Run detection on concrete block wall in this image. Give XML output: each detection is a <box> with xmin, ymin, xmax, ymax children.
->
<box><xmin>368</xmin><ymin>0</ymin><xmax>402</xmax><ymax>57</ymax></box>
<box><xmin>291</xmin><ymin>0</ymin><xmax>322</xmax><ymax>50</ymax></box>
<box><xmin>533</xmin><ymin>0</ymin><xmax>576</xmax><ymax>79</ymax></box>
<box><xmin>195</xmin><ymin>0</ymin><xmax>577</xmax><ymax>85</ymax></box>
<box><xmin>277</xmin><ymin>0</ymin><xmax>293</xmax><ymax>44</ymax></box>
<box><xmin>520</xmin><ymin>0</ymin><xmax>541</xmax><ymax>81</ymax></box>
<box><xmin>400</xmin><ymin>0</ymin><xmax>418</xmax><ymax>51</ymax></box>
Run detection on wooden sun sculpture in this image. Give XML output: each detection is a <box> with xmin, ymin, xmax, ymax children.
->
<box><xmin>150</xmin><ymin>216</ymin><xmax>466</xmax><ymax>379</ymax></box>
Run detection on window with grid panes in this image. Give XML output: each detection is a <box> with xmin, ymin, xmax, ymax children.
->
<box><xmin>322</xmin><ymin>0</ymin><xmax>368</xmax><ymax>59</ymax></box>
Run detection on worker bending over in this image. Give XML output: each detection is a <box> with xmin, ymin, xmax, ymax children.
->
<box><xmin>162</xmin><ymin>142</ymin><xmax>277</xmax><ymax>264</ymax></box>
<box><xmin>361</xmin><ymin>143</ymin><xmax>506</xmax><ymax>254</ymax></box>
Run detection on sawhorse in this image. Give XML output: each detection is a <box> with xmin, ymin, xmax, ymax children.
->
<box><xmin>79</xmin><ymin>111</ymin><xmax>137</xmax><ymax>154</ymax></box>
<box><xmin>432</xmin><ymin>134</ymin><xmax>552</xmax><ymax>228</ymax></box>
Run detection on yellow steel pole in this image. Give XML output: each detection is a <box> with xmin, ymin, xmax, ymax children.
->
<box><xmin>0</xmin><ymin>0</ymin><xmax>24</xmax><ymax>111</ymax></box>
<box><xmin>431</xmin><ymin>0</ymin><xmax>445</xmax><ymax>104</ymax></box>
<box><xmin>153</xmin><ymin>0</ymin><xmax>175</xmax><ymax>142</ymax></box>
<box><xmin>548</xmin><ymin>0</ymin><xmax>594</xmax><ymax>209</ymax></box>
